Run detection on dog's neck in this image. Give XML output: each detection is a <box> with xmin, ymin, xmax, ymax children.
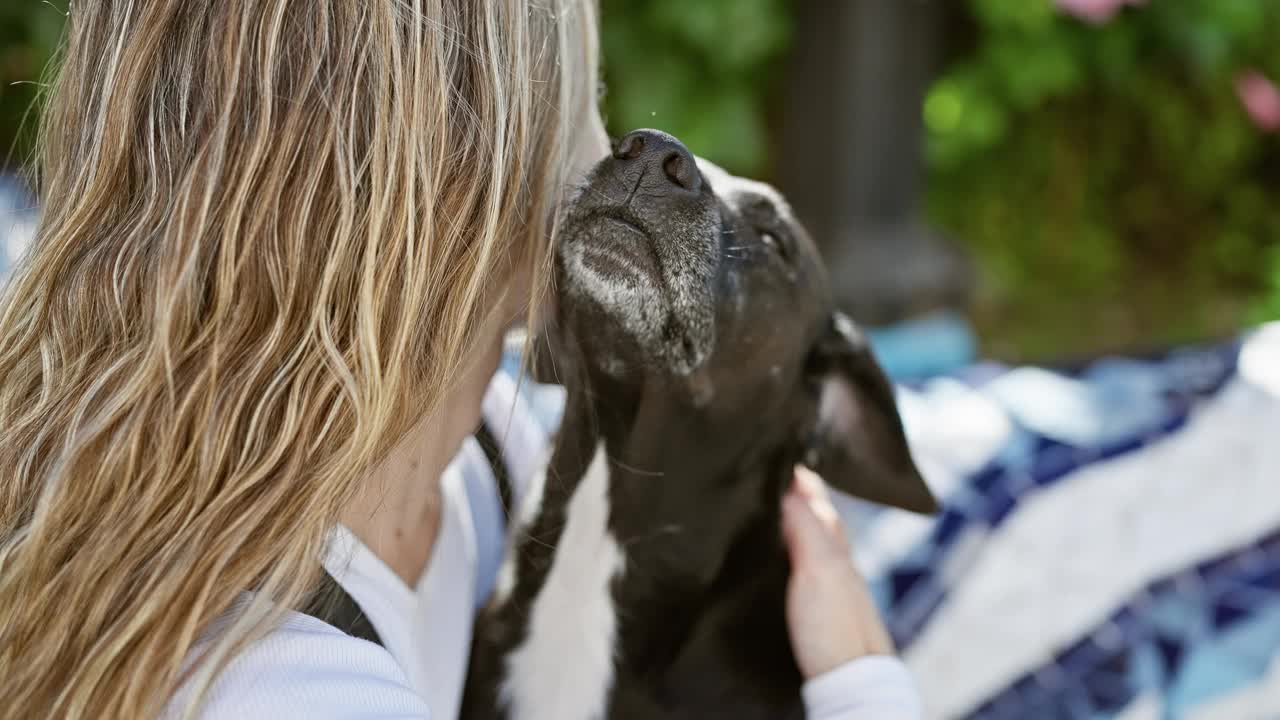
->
<box><xmin>567</xmin><ymin>357</ymin><xmax>792</xmax><ymax>587</ymax></box>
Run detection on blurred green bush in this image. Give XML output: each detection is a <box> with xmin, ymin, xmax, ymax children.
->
<box><xmin>924</xmin><ymin>0</ymin><xmax>1280</xmax><ymax>357</ymax></box>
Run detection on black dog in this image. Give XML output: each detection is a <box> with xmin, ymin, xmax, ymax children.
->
<box><xmin>460</xmin><ymin>130</ymin><xmax>937</xmax><ymax>720</ymax></box>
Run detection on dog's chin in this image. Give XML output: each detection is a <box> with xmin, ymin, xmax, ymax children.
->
<box><xmin>566</xmin><ymin>212</ymin><xmax>662</xmax><ymax>285</ymax></box>
<box><xmin>559</xmin><ymin>219</ymin><xmax>715</xmax><ymax>380</ymax></box>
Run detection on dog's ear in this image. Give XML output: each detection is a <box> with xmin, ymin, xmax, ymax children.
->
<box><xmin>803</xmin><ymin>312</ymin><xmax>938</xmax><ymax>514</ymax></box>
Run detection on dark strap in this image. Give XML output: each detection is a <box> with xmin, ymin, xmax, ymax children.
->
<box><xmin>474</xmin><ymin>421</ymin><xmax>514</xmax><ymax>527</ymax></box>
<box><xmin>300</xmin><ymin>570</ymin><xmax>384</xmax><ymax>646</ymax></box>
<box><xmin>301</xmin><ymin>421</ymin><xmax>512</xmax><ymax>646</ymax></box>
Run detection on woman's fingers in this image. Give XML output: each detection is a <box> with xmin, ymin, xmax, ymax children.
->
<box><xmin>782</xmin><ymin>466</ymin><xmax>895</xmax><ymax>680</ymax></box>
<box><xmin>782</xmin><ymin>466</ymin><xmax>849</xmax><ymax>570</ymax></box>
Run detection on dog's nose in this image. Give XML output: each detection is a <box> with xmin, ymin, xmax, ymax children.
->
<box><xmin>613</xmin><ymin>129</ymin><xmax>701</xmax><ymax>193</ymax></box>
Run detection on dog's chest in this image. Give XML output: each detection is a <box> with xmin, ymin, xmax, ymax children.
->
<box><xmin>499</xmin><ymin>444</ymin><xmax>625</xmax><ymax>720</ymax></box>
<box><xmin>483</xmin><ymin>444</ymin><xmax>805</xmax><ymax>720</ymax></box>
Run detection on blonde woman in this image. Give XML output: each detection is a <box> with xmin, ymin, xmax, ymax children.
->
<box><xmin>0</xmin><ymin>2</ymin><xmax>922</xmax><ymax>718</ymax></box>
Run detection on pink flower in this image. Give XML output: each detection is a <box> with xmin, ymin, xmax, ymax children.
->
<box><xmin>1055</xmin><ymin>0</ymin><xmax>1146</xmax><ymax>24</ymax></box>
<box><xmin>1236</xmin><ymin>70</ymin><xmax>1280</xmax><ymax>133</ymax></box>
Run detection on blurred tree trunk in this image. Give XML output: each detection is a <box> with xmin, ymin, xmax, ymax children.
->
<box><xmin>779</xmin><ymin>0</ymin><xmax>971</xmax><ymax>326</ymax></box>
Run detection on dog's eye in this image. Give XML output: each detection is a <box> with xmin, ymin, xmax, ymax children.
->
<box><xmin>760</xmin><ymin>231</ymin><xmax>789</xmax><ymax>261</ymax></box>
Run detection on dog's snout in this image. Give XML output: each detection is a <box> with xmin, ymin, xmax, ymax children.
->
<box><xmin>613</xmin><ymin>129</ymin><xmax>701</xmax><ymax>193</ymax></box>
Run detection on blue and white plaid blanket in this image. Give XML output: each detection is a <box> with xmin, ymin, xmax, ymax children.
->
<box><xmin>849</xmin><ymin>327</ymin><xmax>1280</xmax><ymax>719</ymax></box>
<box><xmin>0</xmin><ymin>175</ymin><xmax>36</xmax><ymax>277</ymax></box>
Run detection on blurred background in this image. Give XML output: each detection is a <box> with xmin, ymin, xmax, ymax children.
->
<box><xmin>2</xmin><ymin>2</ymin><xmax>1279</xmax><ymax>719</ymax></box>
<box><xmin>595</xmin><ymin>0</ymin><xmax>1280</xmax><ymax>369</ymax></box>
<box><xmin>1</xmin><ymin>1</ymin><xmax>1278</xmax><ymax>364</ymax></box>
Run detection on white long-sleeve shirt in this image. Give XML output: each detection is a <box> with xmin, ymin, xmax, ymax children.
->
<box><xmin>169</xmin><ymin>374</ymin><xmax>923</xmax><ymax>719</ymax></box>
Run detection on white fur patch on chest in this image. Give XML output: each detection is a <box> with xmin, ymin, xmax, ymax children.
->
<box><xmin>500</xmin><ymin>444</ymin><xmax>625</xmax><ymax>720</ymax></box>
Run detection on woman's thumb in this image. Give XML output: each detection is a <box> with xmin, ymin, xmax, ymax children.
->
<box><xmin>781</xmin><ymin>466</ymin><xmax>845</xmax><ymax>569</ymax></box>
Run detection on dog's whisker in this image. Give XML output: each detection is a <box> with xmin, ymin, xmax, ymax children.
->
<box><xmin>606</xmin><ymin>455</ymin><xmax>664</xmax><ymax>477</ymax></box>
<box><xmin>584</xmin><ymin>186</ymin><xmax>622</xmax><ymax>205</ymax></box>
<box><xmin>524</xmin><ymin>536</ymin><xmax>557</xmax><ymax>551</ymax></box>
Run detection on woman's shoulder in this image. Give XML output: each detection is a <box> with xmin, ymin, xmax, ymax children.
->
<box><xmin>166</xmin><ymin>611</ymin><xmax>431</xmax><ymax>720</ymax></box>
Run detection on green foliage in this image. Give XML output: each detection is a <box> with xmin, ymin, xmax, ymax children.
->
<box><xmin>0</xmin><ymin>2</ymin><xmax>65</xmax><ymax>167</ymax></box>
<box><xmin>1256</xmin><ymin>246</ymin><xmax>1280</xmax><ymax>324</ymax></box>
<box><xmin>599</xmin><ymin>0</ymin><xmax>790</xmax><ymax>176</ymax></box>
<box><xmin>925</xmin><ymin>0</ymin><xmax>1280</xmax><ymax>355</ymax></box>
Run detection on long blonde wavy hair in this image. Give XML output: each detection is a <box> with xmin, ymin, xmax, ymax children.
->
<box><xmin>0</xmin><ymin>1</ymin><xmax>599</xmax><ymax>717</ymax></box>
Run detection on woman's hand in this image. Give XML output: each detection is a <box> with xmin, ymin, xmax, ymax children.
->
<box><xmin>781</xmin><ymin>466</ymin><xmax>895</xmax><ymax>680</ymax></box>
